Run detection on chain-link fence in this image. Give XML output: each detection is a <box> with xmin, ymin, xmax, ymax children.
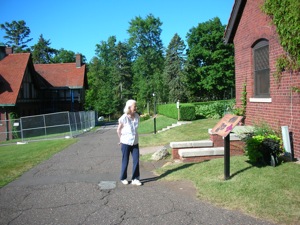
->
<box><xmin>0</xmin><ymin>111</ymin><xmax>96</xmax><ymax>143</ymax></box>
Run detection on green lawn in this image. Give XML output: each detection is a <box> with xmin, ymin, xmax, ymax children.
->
<box><xmin>0</xmin><ymin>138</ymin><xmax>77</xmax><ymax>187</ymax></box>
<box><xmin>155</xmin><ymin>156</ymin><xmax>300</xmax><ymax>225</ymax></box>
<box><xmin>139</xmin><ymin>117</ymin><xmax>300</xmax><ymax>224</ymax></box>
<box><xmin>138</xmin><ymin>115</ymin><xmax>178</xmax><ymax>134</ymax></box>
<box><xmin>139</xmin><ymin>116</ymin><xmax>219</xmax><ymax>147</ymax></box>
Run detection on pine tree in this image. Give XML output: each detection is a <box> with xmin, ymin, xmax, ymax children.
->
<box><xmin>31</xmin><ymin>34</ymin><xmax>57</xmax><ymax>64</ymax></box>
<box><xmin>0</xmin><ymin>20</ymin><xmax>33</xmax><ymax>52</ymax></box>
<box><xmin>163</xmin><ymin>33</ymin><xmax>187</xmax><ymax>103</ymax></box>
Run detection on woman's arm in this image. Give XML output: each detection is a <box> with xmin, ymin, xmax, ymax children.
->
<box><xmin>117</xmin><ymin>122</ymin><xmax>123</xmax><ymax>140</ymax></box>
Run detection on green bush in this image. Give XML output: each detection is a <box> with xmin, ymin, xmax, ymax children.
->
<box><xmin>195</xmin><ymin>99</ymin><xmax>235</xmax><ymax>119</ymax></box>
<box><xmin>244</xmin><ymin>134</ymin><xmax>283</xmax><ymax>166</ymax></box>
<box><xmin>243</xmin><ymin>122</ymin><xmax>284</xmax><ymax>166</ymax></box>
<box><xmin>180</xmin><ymin>104</ymin><xmax>196</xmax><ymax>121</ymax></box>
<box><xmin>157</xmin><ymin>100</ymin><xmax>235</xmax><ymax>121</ymax></box>
<box><xmin>140</xmin><ymin>113</ymin><xmax>150</xmax><ymax>121</ymax></box>
<box><xmin>157</xmin><ymin>104</ymin><xmax>178</xmax><ymax>119</ymax></box>
<box><xmin>158</xmin><ymin>103</ymin><xmax>196</xmax><ymax>121</ymax></box>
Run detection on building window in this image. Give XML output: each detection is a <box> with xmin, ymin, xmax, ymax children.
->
<box><xmin>253</xmin><ymin>39</ymin><xmax>270</xmax><ymax>98</ymax></box>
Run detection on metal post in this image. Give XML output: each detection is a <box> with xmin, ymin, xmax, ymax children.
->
<box><xmin>20</xmin><ymin>117</ymin><xmax>24</xmax><ymax>142</ymax></box>
<box><xmin>67</xmin><ymin>112</ymin><xmax>73</xmax><ymax>137</ymax></box>
<box><xmin>5</xmin><ymin>111</ymin><xmax>9</xmax><ymax>141</ymax></box>
<box><xmin>224</xmin><ymin>134</ymin><xmax>230</xmax><ymax>180</ymax></box>
<box><xmin>43</xmin><ymin>114</ymin><xmax>47</xmax><ymax>136</ymax></box>
<box><xmin>152</xmin><ymin>93</ymin><xmax>157</xmax><ymax>134</ymax></box>
<box><xmin>153</xmin><ymin>98</ymin><xmax>156</xmax><ymax>134</ymax></box>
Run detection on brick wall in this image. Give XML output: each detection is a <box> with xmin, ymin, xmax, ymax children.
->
<box><xmin>234</xmin><ymin>0</ymin><xmax>300</xmax><ymax>159</ymax></box>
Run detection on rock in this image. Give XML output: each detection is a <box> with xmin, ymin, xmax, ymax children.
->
<box><xmin>151</xmin><ymin>147</ymin><xmax>170</xmax><ymax>161</ymax></box>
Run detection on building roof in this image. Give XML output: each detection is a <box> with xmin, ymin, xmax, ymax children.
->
<box><xmin>224</xmin><ymin>0</ymin><xmax>247</xmax><ymax>44</ymax></box>
<box><xmin>0</xmin><ymin>53</ymin><xmax>31</xmax><ymax>106</ymax></box>
<box><xmin>0</xmin><ymin>52</ymin><xmax>87</xmax><ymax>106</ymax></box>
<box><xmin>34</xmin><ymin>63</ymin><xmax>86</xmax><ymax>89</ymax></box>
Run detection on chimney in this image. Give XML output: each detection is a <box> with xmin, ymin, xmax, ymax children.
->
<box><xmin>0</xmin><ymin>44</ymin><xmax>12</xmax><ymax>60</ymax></box>
<box><xmin>76</xmin><ymin>54</ymin><xmax>82</xmax><ymax>68</ymax></box>
<box><xmin>5</xmin><ymin>47</ymin><xmax>13</xmax><ymax>55</ymax></box>
<box><xmin>0</xmin><ymin>45</ymin><xmax>5</xmax><ymax>60</ymax></box>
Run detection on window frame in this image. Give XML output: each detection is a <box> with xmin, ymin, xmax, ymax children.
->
<box><xmin>252</xmin><ymin>39</ymin><xmax>270</xmax><ymax>98</ymax></box>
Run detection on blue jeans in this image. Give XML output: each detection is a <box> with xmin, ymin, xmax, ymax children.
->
<box><xmin>120</xmin><ymin>144</ymin><xmax>140</xmax><ymax>180</ymax></box>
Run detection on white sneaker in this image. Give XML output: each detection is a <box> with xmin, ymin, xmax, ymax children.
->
<box><xmin>132</xmin><ymin>179</ymin><xmax>142</xmax><ymax>186</ymax></box>
<box><xmin>121</xmin><ymin>179</ymin><xmax>128</xmax><ymax>185</ymax></box>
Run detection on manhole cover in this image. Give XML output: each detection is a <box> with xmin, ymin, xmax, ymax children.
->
<box><xmin>98</xmin><ymin>181</ymin><xmax>116</xmax><ymax>190</ymax></box>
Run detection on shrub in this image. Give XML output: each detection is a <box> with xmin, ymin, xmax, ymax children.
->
<box><xmin>158</xmin><ymin>103</ymin><xmax>196</xmax><ymax>121</ymax></box>
<box><xmin>180</xmin><ymin>104</ymin><xmax>196</xmax><ymax>121</ymax></box>
<box><xmin>157</xmin><ymin>99</ymin><xmax>235</xmax><ymax>121</ymax></box>
<box><xmin>195</xmin><ymin>99</ymin><xmax>235</xmax><ymax>119</ymax></box>
<box><xmin>157</xmin><ymin>104</ymin><xmax>178</xmax><ymax>119</ymax></box>
<box><xmin>140</xmin><ymin>114</ymin><xmax>150</xmax><ymax>121</ymax></box>
<box><xmin>244</xmin><ymin>133</ymin><xmax>283</xmax><ymax>166</ymax></box>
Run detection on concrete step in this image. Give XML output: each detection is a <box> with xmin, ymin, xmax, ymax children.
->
<box><xmin>157</xmin><ymin>121</ymin><xmax>191</xmax><ymax>133</ymax></box>
<box><xmin>170</xmin><ymin>140</ymin><xmax>213</xmax><ymax>148</ymax></box>
<box><xmin>178</xmin><ymin>147</ymin><xmax>224</xmax><ymax>158</ymax></box>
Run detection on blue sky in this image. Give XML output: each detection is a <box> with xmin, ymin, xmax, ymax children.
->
<box><xmin>1</xmin><ymin>0</ymin><xmax>234</xmax><ymax>62</ymax></box>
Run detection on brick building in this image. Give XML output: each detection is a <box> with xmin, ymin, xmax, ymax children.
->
<box><xmin>224</xmin><ymin>0</ymin><xmax>300</xmax><ymax>159</ymax></box>
<box><xmin>0</xmin><ymin>45</ymin><xmax>88</xmax><ymax>140</ymax></box>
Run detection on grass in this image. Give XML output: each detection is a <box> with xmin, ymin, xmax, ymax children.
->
<box><xmin>139</xmin><ymin>118</ymin><xmax>300</xmax><ymax>224</ymax></box>
<box><xmin>139</xmin><ymin>117</ymin><xmax>219</xmax><ymax>147</ymax></box>
<box><xmin>155</xmin><ymin>156</ymin><xmax>300</xmax><ymax>224</ymax></box>
<box><xmin>0</xmin><ymin>138</ymin><xmax>77</xmax><ymax>187</ymax></box>
<box><xmin>138</xmin><ymin>115</ymin><xmax>178</xmax><ymax>134</ymax></box>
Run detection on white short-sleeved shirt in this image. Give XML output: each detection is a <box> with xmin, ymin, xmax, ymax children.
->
<box><xmin>118</xmin><ymin>113</ymin><xmax>139</xmax><ymax>146</ymax></box>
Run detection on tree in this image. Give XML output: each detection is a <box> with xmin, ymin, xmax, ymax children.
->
<box><xmin>0</xmin><ymin>20</ymin><xmax>33</xmax><ymax>52</ymax></box>
<box><xmin>31</xmin><ymin>34</ymin><xmax>57</xmax><ymax>64</ymax></box>
<box><xmin>114</xmin><ymin>41</ymin><xmax>133</xmax><ymax>102</ymax></box>
<box><xmin>52</xmin><ymin>48</ymin><xmax>76</xmax><ymax>63</ymax></box>
<box><xmin>186</xmin><ymin>17</ymin><xmax>235</xmax><ymax>101</ymax></box>
<box><xmin>128</xmin><ymin>14</ymin><xmax>165</xmax><ymax>107</ymax></box>
<box><xmin>85</xmin><ymin>36</ymin><xmax>133</xmax><ymax>116</ymax></box>
<box><xmin>163</xmin><ymin>33</ymin><xmax>188</xmax><ymax>103</ymax></box>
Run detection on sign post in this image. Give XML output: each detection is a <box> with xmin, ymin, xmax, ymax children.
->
<box><xmin>153</xmin><ymin>93</ymin><xmax>157</xmax><ymax>134</ymax></box>
<box><xmin>212</xmin><ymin>114</ymin><xmax>243</xmax><ymax>180</ymax></box>
<box><xmin>224</xmin><ymin>134</ymin><xmax>230</xmax><ymax>179</ymax></box>
<box><xmin>176</xmin><ymin>100</ymin><xmax>180</xmax><ymax>121</ymax></box>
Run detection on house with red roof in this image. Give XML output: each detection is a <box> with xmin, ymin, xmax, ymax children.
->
<box><xmin>34</xmin><ymin>54</ymin><xmax>88</xmax><ymax>113</ymax></box>
<box><xmin>224</xmin><ymin>0</ymin><xmax>300</xmax><ymax>160</ymax></box>
<box><xmin>0</xmin><ymin>45</ymin><xmax>88</xmax><ymax>140</ymax></box>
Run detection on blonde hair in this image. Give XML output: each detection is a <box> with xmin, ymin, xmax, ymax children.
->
<box><xmin>123</xmin><ymin>99</ymin><xmax>136</xmax><ymax>114</ymax></box>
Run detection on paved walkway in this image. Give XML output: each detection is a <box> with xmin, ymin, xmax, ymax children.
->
<box><xmin>0</xmin><ymin>125</ymin><xmax>276</xmax><ymax>225</ymax></box>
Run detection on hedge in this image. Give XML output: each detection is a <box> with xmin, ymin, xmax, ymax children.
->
<box><xmin>157</xmin><ymin>99</ymin><xmax>235</xmax><ymax>121</ymax></box>
<box><xmin>157</xmin><ymin>103</ymin><xmax>196</xmax><ymax>121</ymax></box>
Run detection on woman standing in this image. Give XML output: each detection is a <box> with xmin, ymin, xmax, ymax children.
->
<box><xmin>117</xmin><ymin>100</ymin><xmax>142</xmax><ymax>186</ymax></box>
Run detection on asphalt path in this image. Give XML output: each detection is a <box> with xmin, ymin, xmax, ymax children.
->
<box><xmin>0</xmin><ymin>124</ymin><xmax>277</xmax><ymax>225</ymax></box>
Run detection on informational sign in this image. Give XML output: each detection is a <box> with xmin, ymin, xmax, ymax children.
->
<box><xmin>211</xmin><ymin>114</ymin><xmax>243</xmax><ymax>137</ymax></box>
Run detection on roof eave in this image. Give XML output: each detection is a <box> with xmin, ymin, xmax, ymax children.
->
<box><xmin>224</xmin><ymin>0</ymin><xmax>247</xmax><ymax>44</ymax></box>
<box><xmin>0</xmin><ymin>104</ymin><xmax>16</xmax><ymax>107</ymax></box>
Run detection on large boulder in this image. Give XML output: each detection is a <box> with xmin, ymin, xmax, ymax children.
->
<box><xmin>151</xmin><ymin>147</ymin><xmax>169</xmax><ymax>161</ymax></box>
